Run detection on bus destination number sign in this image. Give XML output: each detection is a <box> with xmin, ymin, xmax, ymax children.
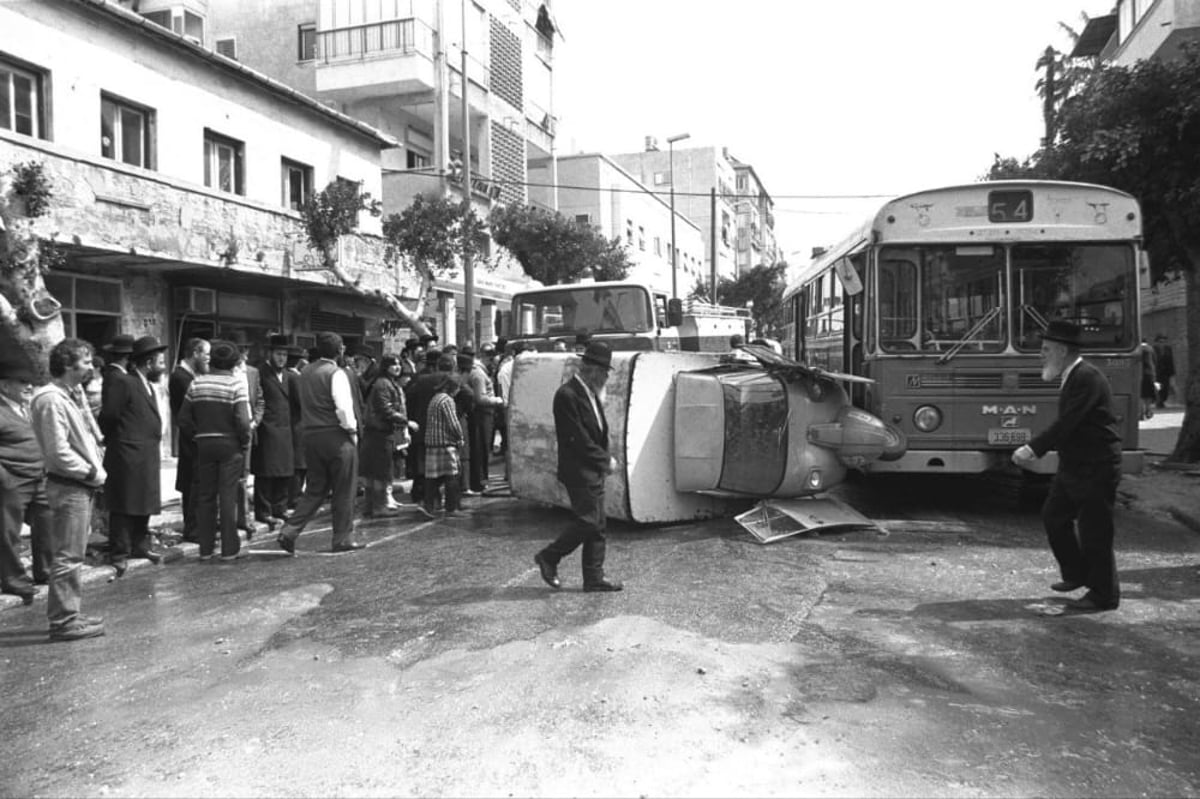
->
<box><xmin>987</xmin><ymin>189</ymin><xmax>1034</xmax><ymax>223</ymax></box>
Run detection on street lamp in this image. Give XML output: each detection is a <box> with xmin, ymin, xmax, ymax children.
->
<box><xmin>666</xmin><ymin>132</ymin><xmax>690</xmax><ymax>299</ymax></box>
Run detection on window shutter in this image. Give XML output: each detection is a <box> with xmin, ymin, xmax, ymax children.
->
<box><xmin>216</xmin><ymin>38</ymin><xmax>237</xmax><ymax>60</ymax></box>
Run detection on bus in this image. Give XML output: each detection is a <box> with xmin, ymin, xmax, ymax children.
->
<box><xmin>507</xmin><ymin>281</ymin><xmax>750</xmax><ymax>353</ymax></box>
<box><xmin>782</xmin><ymin>180</ymin><xmax>1145</xmax><ymax>476</ymax></box>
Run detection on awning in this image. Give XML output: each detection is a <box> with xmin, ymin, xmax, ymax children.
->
<box><xmin>1070</xmin><ymin>14</ymin><xmax>1117</xmax><ymax>58</ymax></box>
<box><xmin>536</xmin><ymin>3</ymin><xmax>560</xmax><ymax>40</ymax></box>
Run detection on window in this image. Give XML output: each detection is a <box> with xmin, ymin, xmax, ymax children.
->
<box><xmin>142</xmin><ymin>7</ymin><xmax>204</xmax><ymax>40</ymax></box>
<box><xmin>101</xmin><ymin>93</ymin><xmax>153</xmax><ymax>168</ymax></box>
<box><xmin>626</xmin><ymin>220</ymin><xmax>634</xmax><ymax>246</ymax></box>
<box><xmin>281</xmin><ymin>158</ymin><xmax>313</xmax><ymax>210</ymax></box>
<box><xmin>654</xmin><ymin>236</ymin><xmax>661</xmax><ymax>256</ymax></box>
<box><xmin>406</xmin><ymin>150</ymin><xmax>430</xmax><ymax>169</ymax></box>
<box><xmin>0</xmin><ymin>56</ymin><xmax>44</xmax><ymax>138</ymax></box>
<box><xmin>43</xmin><ymin>273</ymin><xmax>123</xmax><ymax>352</ymax></box>
<box><xmin>203</xmin><ymin>129</ymin><xmax>244</xmax><ymax>194</ymax></box>
<box><xmin>638</xmin><ymin>226</ymin><xmax>645</xmax><ymax>251</ymax></box>
<box><xmin>215</xmin><ymin>37</ymin><xmax>237</xmax><ymax>59</ymax></box>
<box><xmin>653</xmin><ymin>171</ymin><xmax>667</xmax><ymax>186</ymax></box>
<box><xmin>575</xmin><ymin>214</ymin><xmax>591</xmax><ymax>225</ymax></box>
<box><xmin>298</xmin><ymin>23</ymin><xmax>317</xmax><ymax>61</ymax></box>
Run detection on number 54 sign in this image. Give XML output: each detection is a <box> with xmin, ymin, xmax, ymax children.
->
<box><xmin>988</xmin><ymin>189</ymin><xmax>1034</xmax><ymax>223</ymax></box>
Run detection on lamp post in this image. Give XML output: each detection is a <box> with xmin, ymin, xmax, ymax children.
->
<box><xmin>666</xmin><ymin>132</ymin><xmax>690</xmax><ymax>299</ymax></box>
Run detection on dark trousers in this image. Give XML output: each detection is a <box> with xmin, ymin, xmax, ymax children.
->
<box><xmin>108</xmin><ymin>511</ymin><xmax>152</xmax><ymax>566</ymax></box>
<box><xmin>424</xmin><ymin>475</ymin><xmax>461</xmax><ymax>513</ymax></box>
<box><xmin>195</xmin><ymin>437</ymin><xmax>243</xmax><ymax>558</ymax></box>
<box><xmin>288</xmin><ymin>469</ymin><xmax>306</xmax><ymax>509</ymax></box>
<box><xmin>1</xmin><ymin>476</ymin><xmax>51</xmax><ymax>595</ymax></box>
<box><xmin>177</xmin><ymin>447</ymin><xmax>199</xmax><ymax>542</ymax></box>
<box><xmin>280</xmin><ymin>429</ymin><xmax>358</xmax><ymax>549</ymax></box>
<box><xmin>539</xmin><ymin>477</ymin><xmax>608</xmax><ymax>584</ymax></box>
<box><xmin>1043</xmin><ymin>462</ymin><xmax>1121</xmax><ymax>606</ymax></box>
<box><xmin>254</xmin><ymin>475</ymin><xmax>290</xmax><ymax>521</ymax></box>
<box><xmin>468</xmin><ymin>408</ymin><xmax>494</xmax><ymax>491</ymax></box>
<box><xmin>407</xmin><ymin>441</ymin><xmax>425</xmax><ymax>503</ymax></box>
<box><xmin>1157</xmin><ymin>378</ymin><xmax>1172</xmax><ymax>407</ymax></box>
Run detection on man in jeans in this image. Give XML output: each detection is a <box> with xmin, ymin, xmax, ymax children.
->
<box><xmin>31</xmin><ymin>339</ymin><xmax>107</xmax><ymax>641</ymax></box>
<box><xmin>0</xmin><ymin>345</ymin><xmax>51</xmax><ymax>605</ymax></box>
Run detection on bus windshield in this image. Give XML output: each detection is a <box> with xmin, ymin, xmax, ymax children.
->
<box><xmin>1013</xmin><ymin>243</ymin><xmax>1136</xmax><ymax>351</ymax></box>
<box><xmin>878</xmin><ymin>245</ymin><xmax>1006</xmax><ymax>354</ymax></box>
<box><xmin>512</xmin><ymin>285</ymin><xmax>655</xmax><ymax>336</ymax></box>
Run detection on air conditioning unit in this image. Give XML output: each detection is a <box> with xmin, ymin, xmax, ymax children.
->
<box><xmin>176</xmin><ymin>287</ymin><xmax>216</xmax><ymax>315</ymax></box>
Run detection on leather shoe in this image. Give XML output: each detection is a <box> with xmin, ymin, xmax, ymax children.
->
<box><xmin>49</xmin><ymin>618</ymin><xmax>105</xmax><ymax>642</ymax></box>
<box><xmin>276</xmin><ymin>534</ymin><xmax>295</xmax><ymax>555</ymax></box>
<box><xmin>533</xmin><ymin>553</ymin><xmax>561</xmax><ymax>589</ymax></box>
<box><xmin>1066</xmin><ymin>592</ymin><xmax>1118</xmax><ymax>612</ymax></box>
<box><xmin>132</xmin><ymin>549</ymin><xmax>163</xmax><ymax>565</ymax></box>
<box><xmin>332</xmin><ymin>541</ymin><xmax>366</xmax><ymax>552</ymax></box>
<box><xmin>1051</xmin><ymin>581</ymin><xmax>1083</xmax><ymax>592</ymax></box>
<box><xmin>110</xmin><ymin>562</ymin><xmax>127</xmax><ymax>579</ymax></box>
<box><xmin>583</xmin><ymin>578</ymin><xmax>623</xmax><ymax>593</ymax></box>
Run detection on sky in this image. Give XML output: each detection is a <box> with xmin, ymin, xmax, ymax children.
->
<box><xmin>549</xmin><ymin>0</ymin><xmax>1104</xmax><ymax>268</ymax></box>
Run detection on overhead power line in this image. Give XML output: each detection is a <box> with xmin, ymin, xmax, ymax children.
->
<box><xmin>380</xmin><ymin>167</ymin><xmax>896</xmax><ymax>201</ymax></box>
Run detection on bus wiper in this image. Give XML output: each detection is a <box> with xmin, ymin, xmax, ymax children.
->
<box><xmin>1020</xmin><ymin>303</ymin><xmax>1049</xmax><ymax>330</ymax></box>
<box><xmin>937</xmin><ymin>306</ymin><xmax>1002</xmax><ymax>364</ymax></box>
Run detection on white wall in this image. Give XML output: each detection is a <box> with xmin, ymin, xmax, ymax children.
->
<box><xmin>2</xmin><ymin>1</ymin><xmax>385</xmax><ymax>233</ymax></box>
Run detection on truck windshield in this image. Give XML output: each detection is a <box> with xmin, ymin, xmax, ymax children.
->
<box><xmin>512</xmin><ymin>286</ymin><xmax>655</xmax><ymax>336</ymax></box>
<box><xmin>878</xmin><ymin>245</ymin><xmax>1006</xmax><ymax>354</ymax></box>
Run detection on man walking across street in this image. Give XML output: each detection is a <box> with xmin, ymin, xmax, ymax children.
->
<box><xmin>1013</xmin><ymin>320</ymin><xmax>1122</xmax><ymax>613</ymax></box>
<box><xmin>168</xmin><ymin>337</ymin><xmax>210</xmax><ymax>543</ymax></box>
<box><xmin>252</xmin><ymin>335</ymin><xmax>294</xmax><ymax>530</ymax></box>
<box><xmin>30</xmin><ymin>339</ymin><xmax>107</xmax><ymax>641</ymax></box>
<box><xmin>276</xmin><ymin>332</ymin><xmax>364</xmax><ymax>555</ymax></box>
<box><xmin>463</xmin><ymin>346</ymin><xmax>503</xmax><ymax>494</ymax></box>
<box><xmin>533</xmin><ymin>341</ymin><xmax>623</xmax><ymax>593</ymax></box>
<box><xmin>99</xmin><ymin>335</ymin><xmax>169</xmax><ymax>577</ymax></box>
<box><xmin>0</xmin><ymin>345</ymin><xmax>51</xmax><ymax>605</ymax></box>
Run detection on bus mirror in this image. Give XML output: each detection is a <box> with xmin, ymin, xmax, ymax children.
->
<box><xmin>666</xmin><ymin>298</ymin><xmax>684</xmax><ymax>328</ymax></box>
<box><xmin>835</xmin><ymin>258</ymin><xmax>864</xmax><ymax>296</ymax></box>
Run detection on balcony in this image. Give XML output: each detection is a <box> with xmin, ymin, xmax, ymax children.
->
<box><xmin>314</xmin><ymin>18</ymin><xmax>438</xmax><ymax>103</ymax></box>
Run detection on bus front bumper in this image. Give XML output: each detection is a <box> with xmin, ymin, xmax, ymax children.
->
<box><xmin>864</xmin><ymin>449</ymin><xmax>1145</xmax><ymax>476</ymax></box>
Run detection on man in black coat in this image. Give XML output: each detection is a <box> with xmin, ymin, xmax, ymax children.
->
<box><xmin>1013</xmin><ymin>320</ymin><xmax>1122</xmax><ymax>612</ymax></box>
<box><xmin>533</xmin><ymin>341</ymin><xmax>623</xmax><ymax>592</ymax></box>
<box><xmin>404</xmin><ymin>349</ymin><xmax>444</xmax><ymax>505</ymax></box>
<box><xmin>168</xmin><ymin>337</ymin><xmax>209</xmax><ymax>543</ymax></box>
<box><xmin>99</xmin><ymin>335</ymin><xmax>169</xmax><ymax>576</ymax></box>
<box><xmin>252</xmin><ymin>335</ymin><xmax>294</xmax><ymax>529</ymax></box>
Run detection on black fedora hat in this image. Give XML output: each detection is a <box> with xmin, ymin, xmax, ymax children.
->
<box><xmin>131</xmin><ymin>335</ymin><xmax>169</xmax><ymax>359</ymax></box>
<box><xmin>1041</xmin><ymin>320</ymin><xmax>1082</xmax><ymax>346</ymax></box>
<box><xmin>268</xmin><ymin>334</ymin><xmax>291</xmax><ymax>349</ymax></box>
<box><xmin>104</xmin><ymin>334</ymin><xmax>135</xmax><ymax>355</ymax></box>
<box><xmin>580</xmin><ymin>340</ymin><xmax>613</xmax><ymax>371</ymax></box>
<box><xmin>0</xmin><ymin>346</ymin><xmax>37</xmax><ymax>383</ymax></box>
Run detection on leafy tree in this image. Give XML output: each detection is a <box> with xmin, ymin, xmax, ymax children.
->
<box><xmin>992</xmin><ymin>44</ymin><xmax>1200</xmax><ymax>461</ymax></box>
<box><xmin>489</xmin><ymin>204</ymin><xmax>630</xmax><ymax>284</ymax></box>
<box><xmin>302</xmin><ymin>183</ymin><xmax>484</xmax><ymax>338</ymax></box>
<box><xmin>710</xmin><ymin>262</ymin><xmax>789</xmax><ymax>339</ymax></box>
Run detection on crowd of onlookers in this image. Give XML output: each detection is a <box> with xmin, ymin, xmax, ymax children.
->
<box><xmin>0</xmin><ymin>328</ymin><xmax>529</xmax><ymax>641</ymax></box>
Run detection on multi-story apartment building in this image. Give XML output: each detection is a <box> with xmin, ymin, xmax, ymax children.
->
<box><xmin>610</xmin><ymin>142</ymin><xmax>779</xmax><ymax>292</ymax></box>
<box><xmin>1071</xmin><ymin>0</ymin><xmax>1199</xmax><ymax>394</ymax></box>
<box><xmin>526</xmin><ymin>153</ymin><xmax>704</xmax><ymax>294</ymax></box>
<box><xmin>1</xmin><ymin>0</ymin><xmax>400</xmax><ymax>368</ymax></box>
<box><xmin>729</xmin><ymin>156</ymin><xmax>778</xmax><ymax>274</ymax></box>
<box><xmin>192</xmin><ymin>0</ymin><xmax>554</xmax><ymax>343</ymax></box>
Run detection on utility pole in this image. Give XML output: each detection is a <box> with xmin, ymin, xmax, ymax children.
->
<box><xmin>461</xmin><ymin>0</ymin><xmax>474</xmax><ymax>346</ymax></box>
<box><xmin>710</xmin><ymin>188</ymin><xmax>718</xmax><ymax>304</ymax></box>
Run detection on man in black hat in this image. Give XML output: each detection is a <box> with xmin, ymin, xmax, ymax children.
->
<box><xmin>533</xmin><ymin>341</ymin><xmax>623</xmax><ymax>592</ymax></box>
<box><xmin>169</xmin><ymin>338</ymin><xmax>210</xmax><ymax>543</ymax></box>
<box><xmin>99</xmin><ymin>335</ymin><xmax>169</xmax><ymax>575</ymax></box>
<box><xmin>0</xmin><ymin>341</ymin><xmax>51</xmax><ymax>604</ymax></box>
<box><xmin>1013</xmin><ymin>320</ymin><xmax>1122</xmax><ymax>613</ymax></box>
<box><xmin>1152</xmin><ymin>333</ymin><xmax>1175</xmax><ymax>409</ymax></box>
<box><xmin>100</xmin><ymin>333</ymin><xmax>135</xmax><ymax>410</ymax></box>
<box><xmin>404</xmin><ymin>348</ymin><xmax>443</xmax><ymax>504</ymax></box>
<box><xmin>252</xmin><ymin>335</ymin><xmax>294</xmax><ymax>530</ymax></box>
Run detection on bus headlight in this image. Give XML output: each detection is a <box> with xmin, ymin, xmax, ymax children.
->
<box><xmin>913</xmin><ymin>405</ymin><xmax>943</xmax><ymax>432</ymax></box>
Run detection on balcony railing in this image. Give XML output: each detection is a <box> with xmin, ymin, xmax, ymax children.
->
<box><xmin>316</xmin><ymin>18</ymin><xmax>434</xmax><ymax>62</ymax></box>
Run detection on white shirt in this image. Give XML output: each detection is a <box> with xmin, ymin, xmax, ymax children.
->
<box><xmin>326</xmin><ymin>360</ymin><xmax>357</xmax><ymax>434</ymax></box>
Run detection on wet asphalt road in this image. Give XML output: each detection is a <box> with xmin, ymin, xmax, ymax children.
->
<box><xmin>1</xmin><ymin>475</ymin><xmax>1198</xmax><ymax>798</ymax></box>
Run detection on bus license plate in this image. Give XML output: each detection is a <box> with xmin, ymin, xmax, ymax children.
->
<box><xmin>988</xmin><ymin>428</ymin><xmax>1031</xmax><ymax>446</ymax></box>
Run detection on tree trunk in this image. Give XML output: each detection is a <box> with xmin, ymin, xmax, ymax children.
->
<box><xmin>1168</xmin><ymin>248</ymin><xmax>1200</xmax><ymax>463</ymax></box>
<box><xmin>322</xmin><ymin>239</ymin><xmax>433</xmax><ymax>339</ymax></box>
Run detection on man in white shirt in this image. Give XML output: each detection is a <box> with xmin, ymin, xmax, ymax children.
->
<box><xmin>276</xmin><ymin>332</ymin><xmax>364</xmax><ymax>554</ymax></box>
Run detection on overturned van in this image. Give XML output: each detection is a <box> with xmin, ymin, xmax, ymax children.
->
<box><xmin>507</xmin><ymin>349</ymin><xmax>905</xmax><ymax>524</ymax></box>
